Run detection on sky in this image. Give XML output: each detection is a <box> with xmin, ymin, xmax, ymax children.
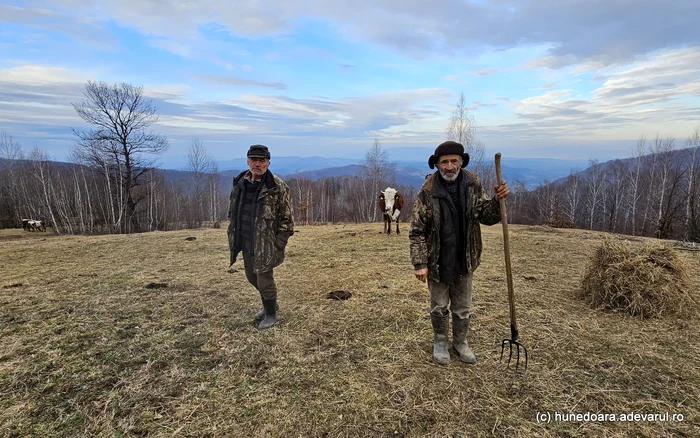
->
<box><xmin>2</xmin><ymin>0</ymin><xmax>700</xmax><ymax>169</ymax></box>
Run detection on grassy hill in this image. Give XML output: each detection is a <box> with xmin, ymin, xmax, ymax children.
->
<box><xmin>1</xmin><ymin>224</ymin><xmax>698</xmax><ymax>436</ymax></box>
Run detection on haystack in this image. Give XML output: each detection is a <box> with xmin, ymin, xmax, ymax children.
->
<box><xmin>579</xmin><ymin>239</ymin><xmax>697</xmax><ymax>318</ymax></box>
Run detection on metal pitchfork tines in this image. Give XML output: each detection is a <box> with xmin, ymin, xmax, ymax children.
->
<box><xmin>495</xmin><ymin>153</ymin><xmax>528</xmax><ymax>374</ymax></box>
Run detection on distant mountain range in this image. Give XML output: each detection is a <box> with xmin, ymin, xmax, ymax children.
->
<box><xmin>208</xmin><ymin>155</ymin><xmax>591</xmax><ymax>190</ymax></box>
<box><xmin>1</xmin><ymin>154</ymin><xmax>594</xmax><ymax>192</ymax></box>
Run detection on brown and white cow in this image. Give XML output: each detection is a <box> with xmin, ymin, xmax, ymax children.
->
<box><xmin>32</xmin><ymin>220</ymin><xmax>46</xmax><ymax>232</ymax></box>
<box><xmin>378</xmin><ymin>187</ymin><xmax>404</xmax><ymax>235</ymax></box>
<box><xmin>22</xmin><ymin>219</ymin><xmax>45</xmax><ymax>232</ymax></box>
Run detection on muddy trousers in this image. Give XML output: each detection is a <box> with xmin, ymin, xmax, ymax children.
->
<box><xmin>428</xmin><ymin>273</ymin><xmax>473</xmax><ymax>320</ymax></box>
<box><xmin>428</xmin><ymin>273</ymin><xmax>476</xmax><ymax>364</ymax></box>
<box><xmin>242</xmin><ymin>249</ymin><xmax>277</xmax><ymax>301</ymax></box>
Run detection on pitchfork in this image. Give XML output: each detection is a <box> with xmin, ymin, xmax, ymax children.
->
<box><xmin>495</xmin><ymin>153</ymin><xmax>528</xmax><ymax>374</ymax></box>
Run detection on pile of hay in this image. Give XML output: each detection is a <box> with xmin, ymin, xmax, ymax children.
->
<box><xmin>579</xmin><ymin>239</ymin><xmax>697</xmax><ymax>318</ymax></box>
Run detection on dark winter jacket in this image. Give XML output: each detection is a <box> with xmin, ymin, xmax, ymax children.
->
<box><xmin>409</xmin><ymin>169</ymin><xmax>502</xmax><ymax>283</ymax></box>
<box><xmin>227</xmin><ymin>170</ymin><xmax>294</xmax><ymax>273</ymax></box>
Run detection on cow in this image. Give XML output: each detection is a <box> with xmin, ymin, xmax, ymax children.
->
<box><xmin>32</xmin><ymin>220</ymin><xmax>46</xmax><ymax>232</ymax></box>
<box><xmin>378</xmin><ymin>187</ymin><xmax>404</xmax><ymax>235</ymax></box>
<box><xmin>23</xmin><ymin>219</ymin><xmax>45</xmax><ymax>232</ymax></box>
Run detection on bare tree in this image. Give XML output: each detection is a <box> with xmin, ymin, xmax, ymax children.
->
<box><xmin>445</xmin><ymin>92</ymin><xmax>485</xmax><ymax>172</ymax></box>
<box><xmin>684</xmin><ymin>127</ymin><xmax>700</xmax><ymax>240</ymax></box>
<box><xmin>72</xmin><ymin>81</ymin><xmax>169</xmax><ymax>233</ymax></box>
<box><xmin>532</xmin><ymin>180</ymin><xmax>558</xmax><ymax>224</ymax></box>
<box><xmin>604</xmin><ymin>160</ymin><xmax>627</xmax><ymax>233</ymax></box>
<box><xmin>206</xmin><ymin>160</ymin><xmax>222</xmax><ymax>225</ymax></box>
<box><xmin>361</xmin><ymin>139</ymin><xmax>395</xmax><ymax>222</ymax></box>
<box><xmin>0</xmin><ymin>131</ymin><xmax>25</xmax><ymax>226</ymax></box>
<box><xmin>653</xmin><ymin>136</ymin><xmax>676</xmax><ymax>237</ymax></box>
<box><xmin>584</xmin><ymin>159</ymin><xmax>606</xmax><ymax>230</ymax></box>
<box><xmin>627</xmin><ymin>136</ymin><xmax>646</xmax><ymax>235</ymax></box>
<box><xmin>186</xmin><ymin>137</ymin><xmax>209</xmax><ymax>228</ymax></box>
<box><xmin>507</xmin><ymin>179</ymin><xmax>528</xmax><ymax>224</ymax></box>
<box><xmin>446</xmin><ymin>93</ymin><xmax>475</xmax><ymax>147</ymax></box>
<box><xmin>290</xmin><ymin>173</ymin><xmax>314</xmax><ymax>225</ymax></box>
<box><xmin>563</xmin><ymin>169</ymin><xmax>582</xmax><ymax>223</ymax></box>
<box><xmin>28</xmin><ymin>147</ymin><xmax>60</xmax><ymax>234</ymax></box>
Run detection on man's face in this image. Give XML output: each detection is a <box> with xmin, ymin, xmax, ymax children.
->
<box><xmin>247</xmin><ymin>157</ymin><xmax>270</xmax><ymax>180</ymax></box>
<box><xmin>437</xmin><ymin>154</ymin><xmax>462</xmax><ymax>182</ymax></box>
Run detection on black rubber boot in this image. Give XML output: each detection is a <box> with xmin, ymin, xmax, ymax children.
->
<box><xmin>257</xmin><ymin>299</ymin><xmax>277</xmax><ymax>330</ymax></box>
<box><xmin>431</xmin><ymin>313</ymin><xmax>450</xmax><ymax>365</ymax></box>
<box><xmin>254</xmin><ymin>301</ymin><xmax>278</xmax><ymax>321</ymax></box>
<box><xmin>452</xmin><ymin>314</ymin><xmax>476</xmax><ymax>364</ymax></box>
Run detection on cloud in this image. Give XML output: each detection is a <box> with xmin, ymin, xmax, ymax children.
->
<box><xmin>0</xmin><ymin>64</ymin><xmax>89</xmax><ymax>84</ymax></box>
<box><xmin>308</xmin><ymin>0</ymin><xmax>700</xmax><ymax>67</ymax></box>
<box><xmin>471</xmin><ymin>68</ymin><xmax>497</xmax><ymax>77</ymax></box>
<box><xmin>0</xmin><ymin>65</ymin><xmax>91</xmax><ymax>133</ymax></box>
<box><xmin>192</xmin><ymin>73</ymin><xmax>287</xmax><ymax>90</ymax></box>
<box><xmin>0</xmin><ymin>4</ymin><xmax>116</xmax><ymax>49</ymax></box>
<box><xmin>338</xmin><ymin>63</ymin><xmax>356</xmax><ymax>73</ymax></box>
<box><xmin>6</xmin><ymin>2</ymin><xmax>700</xmax><ymax>163</ymax></box>
<box><xmin>30</xmin><ymin>0</ymin><xmax>298</xmax><ymax>38</ymax></box>
<box><xmin>19</xmin><ymin>0</ymin><xmax>699</xmax><ymax>68</ymax></box>
<box><xmin>0</xmin><ymin>62</ymin><xmax>455</xmax><ymax>160</ymax></box>
<box><xmin>499</xmin><ymin>47</ymin><xmax>700</xmax><ymax>139</ymax></box>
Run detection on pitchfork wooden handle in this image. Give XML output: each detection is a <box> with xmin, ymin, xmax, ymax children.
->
<box><xmin>495</xmin><ymin>153</ymin><xmax>519</xmax><ymax>340</ymax></box>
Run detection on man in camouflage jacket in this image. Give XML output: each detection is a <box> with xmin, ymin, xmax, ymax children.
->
<box><xmin>409</xmin><ymin>141</ymin><xmax>510</xmax><ymax>365</ymax></box>
<box><xmin>228</xmin><ymin>145</ymin><xmax>294</xmax><ymax>330</ymax></box>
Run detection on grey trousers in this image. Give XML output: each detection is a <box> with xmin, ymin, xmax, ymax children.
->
<box><xmin>428</xmin><ymin>273</ymin><xmax>473</xmax><ymax>320</ymax></box>
<box><xmin>242</xmin><ymin>249</ymin><xmax>277</xmax><ymax>300</ymax></box>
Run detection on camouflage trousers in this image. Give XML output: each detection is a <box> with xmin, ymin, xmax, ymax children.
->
<box><xmin>242</xmin><ymin>249</ymin><xmax>278</xmax><ymax>300</ymax></box>
<box><xmin>428</xmin><ymin>273</ymin><xmax>473</xmax><ymax>320</ymax></box>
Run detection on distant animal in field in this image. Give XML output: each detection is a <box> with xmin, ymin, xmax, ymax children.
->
<box><xmin>378</xmin><ymin>187</ymin><xmax>404</xmax><ymax>235</ymax></box>
<box><xmin>22</xmin><ymin>219</ymin><xmax>45</xmax><ymax>232</ymax></box>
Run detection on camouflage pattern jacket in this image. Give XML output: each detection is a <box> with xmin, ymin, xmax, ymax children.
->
<box><xmin>227</xmin><ymin>170</ymin><xmax>294</xmax><ymax>274</ymax></box>
<box><xmin>409</xmin><ymin>169</ymin><xmax>502</xmax><ymax>283</ymax></box>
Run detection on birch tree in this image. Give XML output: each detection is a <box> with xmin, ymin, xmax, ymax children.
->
<box><xmin>654</xmin><ymin>136</ymin><xmax>676</xmax><ymax>237</ymax></box>
<box><xmin>186</xmin><ymin>137</ymin><xmax>209</xmax><ymax>228</ymax></box>
<box><xmin>584</xmin><ymin>159</ymin><xmax>606</xmax><ymax>230</ymax></box>
<box><xmin>627</xmin><ymin>136</ymin><xmax>646</xmax><ymax>235</ymax></box>
<box><xmin>0</xmin><ymin>131</ymin><xmax>25</xmax><ymax>225</ymax></box>
<box><xmin>684</xmin><ymin>127</ymin><xmax>700</xmax><ymax>240</ymax></box>
<box><xmin>445</xmin><ymin>92</ymin><xmax>485</xmax><ymax>172</ymax></box>
<box><xmin>361</xmin><ymin>139</ymin><xmax>394</xmax><ymax>222</ymax></box>
<box><xmin>563</xmin><ymin>169</ymin><xmax>582</xmax><ymax>224</ymax></box>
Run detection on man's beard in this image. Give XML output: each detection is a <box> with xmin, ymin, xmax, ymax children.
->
<box><xmin>439</xmin><ymin>170</ymin><xmax>458</xmax><ymax>182</ymax></box>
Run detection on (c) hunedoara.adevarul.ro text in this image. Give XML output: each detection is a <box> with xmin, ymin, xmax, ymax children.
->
<box><xmin>535</xmin><ymin>411</ymin><xmax>685</xmax><ymax>424</ymax></box>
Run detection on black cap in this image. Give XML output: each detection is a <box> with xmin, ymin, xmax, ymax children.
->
<box><xmin>428</xmin><ymin>141</ymin><xmax>470</xmax><ymax>169</ymax></box>
<box><xmin>247</xmin><ymin>144</ymin><xmax>270</xmax><ymax>159</ymax></box>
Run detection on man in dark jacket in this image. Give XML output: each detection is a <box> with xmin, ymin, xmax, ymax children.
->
<box><xmin>409</xmin><ymin>141</ymin><xmax>510</xmax><ymax>365</ymax></box>
<box><xmin>227</xmin><ymin>145</ymin><xmax>294</xmax><ymax>330</ymax></box>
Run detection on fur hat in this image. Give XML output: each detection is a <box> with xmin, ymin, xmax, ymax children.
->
<box><xmin>428</xmin><ymin>141</ymin><xmax>470</xmax><ymax>169</ymax></box>
<box><xmin>247</xmin><ymin>144</ymin><xmax>271</xmax><ymax>159</ymax></box>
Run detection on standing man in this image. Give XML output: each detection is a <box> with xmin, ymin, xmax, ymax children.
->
<box><xmin>409</xmin><ymin>141</ymin><xmax>510</xmax><ymax>365</ymax></box>
<box><xmin>227</xmin><ymin>145</ymin><xmax>294</xmax><ymax>330</ymax></box>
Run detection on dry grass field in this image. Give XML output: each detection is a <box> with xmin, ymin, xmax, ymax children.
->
<box><xmin>1</xmin><ymin>223</ymin><xmax>699</xmax><ymax>437</ymax></box>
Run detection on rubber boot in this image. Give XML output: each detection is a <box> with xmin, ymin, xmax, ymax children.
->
<box><xmin>257</xmin><ymin>299</ymin><xmax>277</xmax><ymax>330</ymax></box>
<box><xmin>431</xmin><ymin>313</ymin><xmax>450</xmax><ymax>365</ymax></box>
<box><xmin>254</xmin><ymin>301</ymin><xmax>279</xmax><ymax>321</ymax></box>
<box><xmin>452</xmin><ymin>314</ymin><xmax>476</xmax><ymax>364</ymax></box>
